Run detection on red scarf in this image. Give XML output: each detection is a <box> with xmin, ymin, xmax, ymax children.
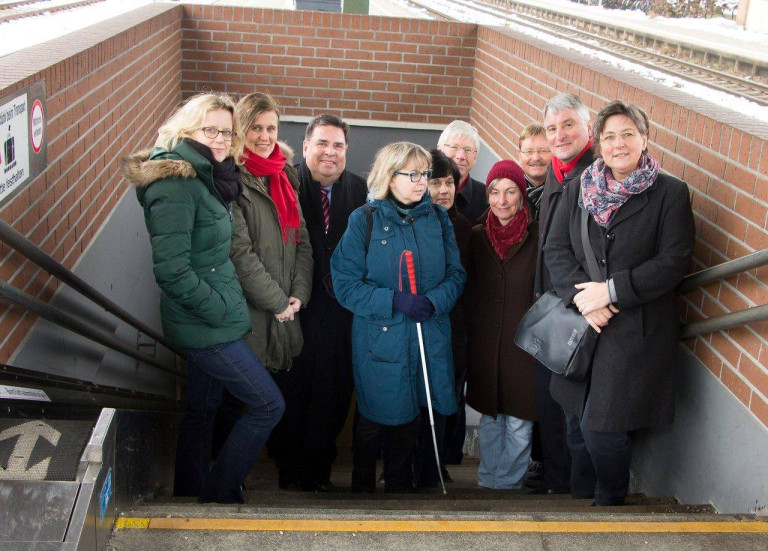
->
<box><xmin>485</xmin><ymin>206</ymin><xmax>529</xmax><ymax>260</ymax></box>
<box><xmin>551</xmin><ymin>141</ymin><xmax>593</xmax><ymax>183</ymax></box>
<box><xmin>242</xmin><ymin>144</ymin><xmax>300</xmax><ymax>244</ymax></box>
<box><xmin>457</xmin><ymin>173</ymin><xmax>469</xmax><ymax>192</ymax></box>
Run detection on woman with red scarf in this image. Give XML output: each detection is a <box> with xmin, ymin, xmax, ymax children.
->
<box><xmin>229</xmin><ymin>92</ymin><xmax>313</xmax><ymax>488</ymax></box>
<box><xmin>465</xmin><ymin>160</ymin><xmax>539</xmax><ymax>489</ymax></box>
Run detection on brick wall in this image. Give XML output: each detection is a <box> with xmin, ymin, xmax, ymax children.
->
<box><xmin>0</xmin><ymin>4</ymin><xmax>182</xmax><ymax>364</ymax></box>
<box><xmin>472</xmin><ymin>26</ymin><xmax>768</xmax><ymax>429</ymax></box>
<box><xmin>180</xmin><ymin>7</ymin><xmax>477</xmax><ymax>124</ymax></box>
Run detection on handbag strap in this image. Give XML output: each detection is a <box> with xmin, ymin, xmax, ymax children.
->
<box><xmin>580</xmin><ymin>205</ymin><xmax>601</xmax><ymax>282</ymax></box>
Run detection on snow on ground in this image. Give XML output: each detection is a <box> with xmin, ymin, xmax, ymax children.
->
<box><xmin>394</xmin><ymin>0</ymin><xmax>768</xmax><ymax>123</ymax></box>
<box><xmin>0</xmin><ymin>0</ymin><xmax>155</xmax><ymax>58</ymax></box>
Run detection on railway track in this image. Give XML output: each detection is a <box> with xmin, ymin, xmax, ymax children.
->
<box><xmin>0</xmin><ymin>0</ymin><xmax>103</xmax><ymax>23</ymax></box>
<box><xmin>478</xmin><ymin>0</ymin><xmax>767</xmax><ymax>78</ymax></box>
<box><xmin>408</xmin><ymin>0</ymin><xmax>768</xmax><ymax>108</ymax></box>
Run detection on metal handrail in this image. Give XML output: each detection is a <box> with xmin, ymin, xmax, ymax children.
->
<box><xmin>0</xmin><ymin>217</ymin><xmax>177</xmax><ymax>354</ymax></box>
<box><xmin>680</xmin><ymin>305</ymin><xmax>768</xmax><ymax>340</ymax></box>
<box><xmin>678</xmin><ymin>249</ymin><xmax>768</xmax><ymax>338</ymax></box>
<box><xmin>0</xmin><ymin>279</ymin><xmax>184</xmax><ymax>378</ymax></box>
<box><xmin>678</xmin><ymin>249</ymin><xmax>768</xmax><ymax>293</ymax></box>
<box><xmin>0</xmin><ymin>281</ymin><xmax>184</xmax><ymax>377</ymax></box>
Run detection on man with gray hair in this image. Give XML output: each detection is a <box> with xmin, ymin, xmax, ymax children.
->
<box><xmin>437</xmin><ymin>120</ymin><xmax>488</xmax><ymax>225</ymax></box>
<box><xmin>533</xmin><ymin>93</ymin><xmax>594</xmax><ymax>496</ymax></box>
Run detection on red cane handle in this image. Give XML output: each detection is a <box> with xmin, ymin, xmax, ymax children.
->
<box><xmin>404</xmin><ymin>250</ymin><xmax>418</xmax><ymax>294</ymax></box>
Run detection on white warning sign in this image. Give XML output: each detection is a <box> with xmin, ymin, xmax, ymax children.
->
<box><xmin>0</xmin><ymin>93</ymin><xmax>30</xmax><ymax>203</ymax></box>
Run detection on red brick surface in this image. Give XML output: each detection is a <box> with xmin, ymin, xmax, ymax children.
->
<box><xmin>0</xmin><ymin>4</ymin><xmax>183</xmax><ymax>361</ymax></box>
<box><xmin>180</xmin><ymin>8</ymin><xmax>477</xmax><ymax>123</ymax></box>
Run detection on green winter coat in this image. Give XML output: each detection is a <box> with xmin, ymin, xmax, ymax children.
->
<box><xmin>121</xmin><ymin>141</ymin><xmax>251</xmax><ymax>350</ymax></box>
<box><xmin>230</xmin><ymin>166</ymin><xmax>313</xmax><ymax>371</ymax></box>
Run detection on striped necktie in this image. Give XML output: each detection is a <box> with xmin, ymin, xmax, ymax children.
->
<box><xmin>321</xmin><ymin>187</ymin><xmax>330</xmax><ymax>234</ymax></box>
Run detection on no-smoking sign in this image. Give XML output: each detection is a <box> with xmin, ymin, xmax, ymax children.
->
<box><xmin>31</xmin><ymin>99</ymin><xmax>43</xmax><ymax>154</ymax></box>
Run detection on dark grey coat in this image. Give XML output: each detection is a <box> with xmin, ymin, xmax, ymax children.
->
<box><xmin>456</xmin><ymin>175</ymin><xmax>489</xmax><ymax>226</ymax></box>
<box><xmin>535</xmin><ymin>151</ymin><xmax>595</xmax><ymax>296</ymax></box>
<box><xmin>544</xmin><ymin>173</ymin><xmax>695</xmax><ymax>432</ymax></box>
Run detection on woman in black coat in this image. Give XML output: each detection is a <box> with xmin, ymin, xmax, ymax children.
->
<box><xmin>544</xmin><ymin>100</ymin><xmax>695</xmax><ymax>506</ymax></box>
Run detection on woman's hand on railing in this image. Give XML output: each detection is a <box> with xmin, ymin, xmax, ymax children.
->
<box><xmin>573</xmin><ymin>281</ymin><xmax>614</xmax><ymax>316</ymax></box>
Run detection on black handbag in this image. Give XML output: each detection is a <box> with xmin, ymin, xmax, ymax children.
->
<box><xmin>514</xmin><ymin>206</ymin><xmax>601</xmax><ymax>381</ymax></box>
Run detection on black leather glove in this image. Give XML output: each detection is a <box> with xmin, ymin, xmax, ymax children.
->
<box><xmin>392</xmin><ymin>291</ymin><xmax>434</xmax><ymax>323</ymax></box>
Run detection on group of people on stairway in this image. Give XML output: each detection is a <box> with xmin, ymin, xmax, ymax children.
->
<box><xmin>121</xmin><ymin>89</ymin><xmax>694</xmax><ymax>507</ymax></box>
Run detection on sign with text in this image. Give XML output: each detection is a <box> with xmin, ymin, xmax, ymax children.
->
<box><xmin>0</xmin><ymin>384</ymin><xmax>51</xmax><ymax>402</ymax></box>
<box><xmin>0</xmin><ymin>80</ymin><xmax>46</xmax><ymax>206</ymax></box>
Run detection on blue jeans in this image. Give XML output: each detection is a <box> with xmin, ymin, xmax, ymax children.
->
<box><xmin>477</xmin><ymin>414</ymin><xmax>533</xmax><ymax>489</ymax></box>
<box><xmin>174</xmin><ymin>339</ymin><xmax>285</xmax><ymax>503</ymax></box>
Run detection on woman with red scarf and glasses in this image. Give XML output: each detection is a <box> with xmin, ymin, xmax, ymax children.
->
<box><xmin>465</xmin><ymin>160</ymin><xmax>539</xmax><ymax>490</ymax></box>
<box><xmin>229</xmin><ymin>92</ymin><xmax>314</xmax><ymax>488</ymax></box>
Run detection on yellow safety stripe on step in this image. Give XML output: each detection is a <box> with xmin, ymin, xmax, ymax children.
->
<box><xmin>115</xmin><ymin>518</ymin><xmax>151</xmax><ymax>529</ymax></box>
<box><xmin>115</xmin><ymin>518</ymin><xmax>768</xmax><ymax>533</ymax></box>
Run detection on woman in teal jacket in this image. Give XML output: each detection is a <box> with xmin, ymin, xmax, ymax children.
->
<box><xmin>121</xmin><ymin>93</ymin><xmax>284</xmax><ymax>504</ymax></box>
<box><xmin>331</xmin><ymin>142</ymin><xmax>466</xmax><ymax>493</ymax></box>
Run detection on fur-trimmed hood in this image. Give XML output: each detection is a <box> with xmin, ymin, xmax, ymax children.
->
<box><xmin>120</xmin><ymin>149</ymin><xmax>197</xmax><ymax>189</ymax></box>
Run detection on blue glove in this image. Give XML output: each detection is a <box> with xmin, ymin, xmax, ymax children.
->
<box><xmin>392</xmin><ymin>291</ymin><xmax>434</xmax><ymax>323</ymax></box>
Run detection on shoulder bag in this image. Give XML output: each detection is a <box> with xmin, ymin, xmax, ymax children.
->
<box><xmin>514</xmin><ymin>205</ymin><xmax>601</xmax><ymax>381</ymax></box>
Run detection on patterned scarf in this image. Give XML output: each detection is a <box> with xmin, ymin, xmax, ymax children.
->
<box><xmin>551</xmin><ymin>141</ymin><xmax>593</xmax><ymax>183</ymax></box>
<box><xmin>581</xmin><ymin>153</ymin><xmax>660</xmax><ymax>227</ymax></box>
<box><xmin>485</xmin><ymin>206</ymin><xmax>529</xmax><ymax>260</ymax></box>
<box><xmin>242</xmin><ymin>144</ymin><xmax>300</xmax><ymax>244</ymax></box>
<box><xmin>526</xmin><ymin>177</ymin><xmax>544</xmax><ymax>221</ymax></box>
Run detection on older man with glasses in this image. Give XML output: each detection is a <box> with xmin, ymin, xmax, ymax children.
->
<box><xmin>437</xmin><ymin>120</ymin><xmax>488</xmax><ymax>225</ymax></box>
<box><xmin>518</xmin><ymin>124</ymin><xmax>552</xmax><ymax>221</ymax></box>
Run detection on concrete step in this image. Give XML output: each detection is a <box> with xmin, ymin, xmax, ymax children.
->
<box><xmin>132</xmin><ymin>493</ymin><xmax>710</xmax><ymax>515</ymax></box>
<box><xmin>109</xmin><ymin>450</ymin><xmax>768</xmax><ymax>550</ymax></box>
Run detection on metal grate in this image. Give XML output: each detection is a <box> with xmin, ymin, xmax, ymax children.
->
<box><xmin>0</xmin><ymin>418</ymin><xmax>94</xmax><ymax>481</ymax></box>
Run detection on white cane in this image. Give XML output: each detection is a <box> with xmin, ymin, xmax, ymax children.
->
<box><xmin>404</xmin><ymin>250</ymin><xmax>447</xmax><ymax>495</ymax></box>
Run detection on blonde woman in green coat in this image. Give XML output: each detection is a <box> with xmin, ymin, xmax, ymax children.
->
<box><xmin>122</xmin><ymin>92</ymin><xmax>284</xmax><ymax>504</ymax></box>
<box><xmin>229</xmin><ymin>92</ymin><xmax>314</xmax><ymax>489</ymax></box>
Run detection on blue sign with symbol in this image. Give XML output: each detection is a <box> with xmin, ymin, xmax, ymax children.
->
<box><xmin>99</xmin><ymin>467</ymin><xmax>113</xmax><ymax>524</ymax></box>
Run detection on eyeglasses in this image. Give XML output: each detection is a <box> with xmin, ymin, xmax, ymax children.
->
<box><xmin>443</xmin><ymin>144</ymin><xmax>477</xmax><ymax>156</ymax></box>
<box><xmin>520</xmin><ymin>148</ymin><xmax>551</xmax><ymax>157</ymax></box>
<box><xmin>199</xmin><ymin>127</ymin><xmax>234</xmax><ymax>141</ymax></box>
<box><xmin>309</xmin><ymin>140</ymin><xmax>348</xmax><ymax>153</ymax></box>
<box><xmin>394</xmin><ymin>170</ymin><xmax>433</xmax><ymax>182</ymax></box>
<box><xmin>427</xmin><ymin>178</ymin><xmax>455</xmax><ymax>188</ymax></box>
<box><xmin>600</xmin><ymin>130</ymin><xmax>640</xmax><ymax>143</ymax></box>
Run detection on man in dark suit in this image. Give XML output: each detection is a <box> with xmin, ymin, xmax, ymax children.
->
<box><xmin>533</xmin><ymin>93</ymin><xmax>594</xmax><ymax>496</ymax></box>
<box><xmin>272</xmin><ymin>114</ymin><xmax>367</xmax><ymax>491</ymax></box>
<box><xmin>437</xmin><ymin>120</ymin><xmax>488</xmax><ymax>226</ymax></box>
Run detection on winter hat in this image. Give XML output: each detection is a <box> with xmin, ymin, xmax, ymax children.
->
<box><xmin>485</xmin><ymin>160</ymin><xmax>527</xmax><ymax>199</ymax></box>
